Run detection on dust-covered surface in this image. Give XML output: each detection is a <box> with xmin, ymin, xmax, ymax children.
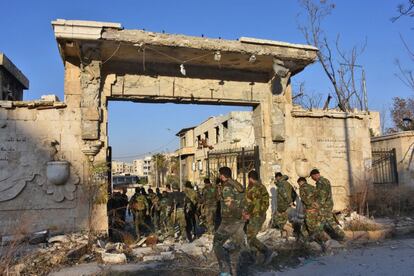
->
<box><xmin>3</xmin><ymin>215</ymin><xmax>414</xmax><ymax>276</ymax></box>
<box><xmin>259</xmin><ymin>238</ymin><xmax>414</xmax><ymax>276</ymax></box>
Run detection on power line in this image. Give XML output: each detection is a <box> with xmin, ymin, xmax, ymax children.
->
<box><xmin>113</xmin><ymin>136</ymin><xmax>177</xmax><ymax>159</ymax></box>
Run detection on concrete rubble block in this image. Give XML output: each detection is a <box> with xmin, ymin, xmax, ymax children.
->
<box><xmin>155</xmin><ymin>244</ymin><xmax>173</xmax><ymax>252</ymax></box>
<box><xmin>131</xmin><ymin>247</ymin><xmax>154</xmax><ymax>259</ymax></box>
<box><xmin>142</xmin><ymin>253</ymin><xmax>175</xmax><ymax>262</ymax></box>
<box><xmin>258</xmin><ymin>229</ymin><xmax>282</xmax><ymax>243</ymax></box>
<box><xmin>29</xmin><ymin>230</ymin><xmax>49</xmax><ymax>244</ymax></box>
<box><xmin>105</xmin><ymin>242</ymin><xmax>125</xmax><ymax>253</ymax></box>
<box><xmin>41</xmin><ymin>95</ymin><xmax>60</xmax><ymax>102</ymax></box>
<box><xmin>101</xmin><ymin>252</ymin><xmax>127</xmax><ymax>264</ymax></box>
<box><xmin>48</xmin><ymin>235</ymin><xmax>70</xmax><ymax>244</ymax></box>
<box><xmin>175</xmin><ymin>243</ymin><xmax>204</xmax><ymax>256</ymax></box>
<box><xmin>66</xmin><ymin>243</ymin><xmax>88</xmax><ymax>260</ymax></box>
<box><xmin>191</xmin><ymin>236</ymin><xmax>213</xmax><ymax>251</ymax></box>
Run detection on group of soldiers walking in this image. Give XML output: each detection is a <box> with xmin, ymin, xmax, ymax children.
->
<box><xmin>108</xmin><ymin>167</ymin><xmax>344</xmax><ymax>276</ymax></box>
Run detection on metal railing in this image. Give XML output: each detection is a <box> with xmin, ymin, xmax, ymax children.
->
<box><xmin>372</xmin><ymin>148</ymin><xmax>399</xmax><ymax>185</ymax></box>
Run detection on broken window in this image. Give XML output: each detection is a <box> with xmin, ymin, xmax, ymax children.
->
<box><xmin>215</xmin><ymin>126</ymin><xmax>220</xmax><ymax>144</ymax></box>
<box><xmin>222</xmin><ymin>121</ymin><xmax>228</xmax><ymax>140</ymax></box>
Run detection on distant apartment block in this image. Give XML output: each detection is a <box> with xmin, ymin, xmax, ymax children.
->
<box><xmin>111</xmin><ymin>161</ymin><xmax>134</xmax><ymax>175</ymax></box>
<box><xmin>132</xmin><ymin>156</ymin><xmax>152</xmax><ymax>177</ymax></box>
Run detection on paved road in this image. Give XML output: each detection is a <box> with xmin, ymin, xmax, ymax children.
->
<box><xmin>259</xmin><ymin>238</ymin><xmax>414</xmax><ymax>276</ymax></box>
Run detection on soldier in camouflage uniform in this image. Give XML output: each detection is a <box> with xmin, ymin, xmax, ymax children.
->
<box><xmin>297</xmin><ymin>177</ymin><xmax>326</xmax><ymax>244</ymax></box>
<box><xmin>244</xmin><ymin>170</ymin><xmax>275</xmax><ymax>264</ymax></box>
<box><xmin>310</xmin><ymin>169</ymin><xmax>345</xmax><ymax>241</ymax></box>
<box><xmin>201</xmin><ymin>178</ymin><xmax>218</xmax><ymax>234</ymax></box>
<box><xmin>170</xmin><ymin>182</ymin><xmax>188</xmax><ymax>241</ymax></box>
<box><xmin>148</xmin><ymin>189</ymin><xmax>161</xmax><ymax>232</ymax></box>
<box><xmin>184</xmin><ymin>181</ymin><xmax>199</xmax><ymax>241</ymax></box>
<box><xmin>213</xmin><ymin>167</ymin><xmax>246</xmax><ymax>276</ymax></box>
<box><xmin>129</xmin><ymin>189</ymin><xmax>151</xmax><ymax>240</ymax></box>
<box><xmin>159</xmin><ymin>190</ymin><xmax>171</xmax><ymax>236</ymax></box>
<box><xmin>273</xmin><ymin>172</ymin><xmax>297</xmax><ymax>234</ymax></box>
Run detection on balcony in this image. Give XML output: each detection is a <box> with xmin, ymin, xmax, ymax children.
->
<box><xmin>177</xmin><ymin>146</ymin><xmax>195</xmax><ymax>156</ymax></box>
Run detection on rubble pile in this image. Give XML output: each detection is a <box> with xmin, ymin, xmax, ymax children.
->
<box><xmin>3</xmin><ymin>232</ymin><xmax>216</xmax><ymax>276</ymax></box>
<box><xmin>4</xmin><ymin>215</ymin><xmax>414</xmax><ymax>275</ymax></box>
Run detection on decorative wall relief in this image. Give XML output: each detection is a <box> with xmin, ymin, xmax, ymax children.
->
<box><xmin>0</xmin><ymin>174</ymin><xmax>40</xmax><ymax>202</ymax></box>
<box><xmin>40</xmin><ymin>161</ymin><xmax>80</xmax><ymax>202</ymax></box>
<box><xmin>81</xmin><ymin>140</ymin><xmax>103</xmax><ymax>161</ymax></box>
<box><xmin>0</xmin><ymin>134</ymin><xmax>44</xmax><ymax>202</ymax></box>
<box><xmin>295</xmin><ymin>159</ymin><xmax>311</xmax><ymax>178</ymax></box>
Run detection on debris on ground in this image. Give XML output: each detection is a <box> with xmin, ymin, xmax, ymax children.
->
<box><xmin>3</xmin><ymin>215</ymin><xmax>414</xmax><ymax>275</ymax></box>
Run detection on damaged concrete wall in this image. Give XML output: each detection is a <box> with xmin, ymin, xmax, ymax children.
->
<box><xmin>371</xmin><ymin>131</ymin><xmax>414</xmax><ymax>187</ymax></box>
<box><xmin>279</xmin><ymin>108</ymin><xmax>375</xmax><ymax>211</ymax></box>
<box><xmin>0</xmin><ymin>102</ymin><xmax>106</xmax><ymax>234</ymax></box>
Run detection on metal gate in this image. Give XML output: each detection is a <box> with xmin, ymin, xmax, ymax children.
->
<box><xmin>207</xmin><ymin>146</ymin><xmax>260</xmax><ymax>187</ymax></box>
<box><xmin>372</xmin><ymin>148</ymin><xmax>399</xmax><ymax>185</ymax></box>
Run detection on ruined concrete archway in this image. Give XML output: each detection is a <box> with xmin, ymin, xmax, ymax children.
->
<box><xmin>51</xmin><ymin>19</ymin><xmax>318</xmax><ymax>231</ymax></box>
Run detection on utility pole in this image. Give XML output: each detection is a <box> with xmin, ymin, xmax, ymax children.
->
<box><xmin>179</xmin><ymin>153</ymin><xmax>182</xmax><ymax>191</ymax></box>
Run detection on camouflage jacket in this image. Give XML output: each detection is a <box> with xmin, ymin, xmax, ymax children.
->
<box><xmin>316</xmin><ymin>176</ymin><xmax>334</xmax><ymax>211</ymax></box>
<box><xmin>202</xmin><ymin>184</ymin><xmax>218</xmax><ymax>207</ymax></box>
<box><xmin>299</xmin><ymin>182</ymin><xmax>319</xmax><ymax>211</ymax></box>
<box><xmin>184</xmin><ymin>188</ymin><xmax>198</xmax><ymax>210</ymax></box>
<box><xmin>129</xmin><ymin>194</ymin><xmax>149</xmax><ymax>211</ymax></box>
<box><xmin>245</xmin><ymin>181</ymin><xmax>269</xmax><ymax>218</ymax></box>
<box><xmin>220</xmin><ymin>178</ymin><xmax>245</xmax><ymax>220</ymax></box>
<box><xmin>275</xmin><ymin>176</ymin><xmax>297</xmax><ymax>211</ymax></box>
<box><xmin>149</xmin><ymin>193</ymin><xmax>160</xmax><ymax>211</ymax></box>
<box><xmin>159</xmin><ymin>195</ymin><xmax>171</xmax><ymax>214</ymax></box>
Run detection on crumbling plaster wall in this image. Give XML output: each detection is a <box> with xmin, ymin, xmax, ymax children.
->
<box><xmin>371</xmin><ymin>131</ymin><xmax>414</xmax><ymax>187</ymax></box>
<box><xmin>279</xmin><ymin>108</ymin><xmax>375</xmax><ymax>211</ymax></box>
<box><xmin>0</xmin><ymin>104</ymin><xmax>100</xmax><ymax>234</ymax></box>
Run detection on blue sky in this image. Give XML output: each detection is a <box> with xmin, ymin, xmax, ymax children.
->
<box><xmin>1</xmin><ymin>0</ymin><xmax>413</xmax><ymax>161</ymax></box>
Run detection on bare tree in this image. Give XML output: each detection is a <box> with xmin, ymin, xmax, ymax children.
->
<box><xmin>293</xmin><ymin>81</ymin><xmax>324</xmax><ymax>110</ymax></box>
<box><xmin>394</xmin><ymin>34</ymin><xmax>414</xmax><ymax>92</ymax></box>
<box><xmin>391</xmin><ymin>0</ymin><xmax>414</xmax><ymax>22</ymax></box>
<box><xmin>297</xmin><ymin>0</ymin><xmax>367</xmax><ymax>112</ymax></box>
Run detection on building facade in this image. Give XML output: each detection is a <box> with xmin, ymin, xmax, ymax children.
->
<box><xmin>176</xmin><ymin>111</ymin><xmax>255</xmax><ymax>186</ymax></box>
<box><xmin>132</xmin><ymin>156</ymin><xmax>152</xmax><ymax>177</ymax></box>
<box><xmin>111</xmin><ymin>161</ymin><xmax>133</xmax><ymax>175</ymax></box>
<box><xmin>0</xmin><ymin>53</ymin><xmax>29</xmax><ymax>101</ymax></box>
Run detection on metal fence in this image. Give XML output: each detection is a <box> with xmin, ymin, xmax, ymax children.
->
<box><xmin>207</xmin><ymin>146</ymin><xmax>260</xmax><ymax>187</ymax></box>
<box><xmin>372</xmin><ymin>148</ymin><xmax>399</xmax><ymax>185</ymax></box>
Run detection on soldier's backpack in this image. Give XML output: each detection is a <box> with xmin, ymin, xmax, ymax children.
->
<box><xmin>277</xmin><ymin>182</ymin><xmax>290</xmax><ymax>212</ymax></box>
<box><xmin>131</xmin><ymin>195</ymin><xmax>147</xmax><ymax>211</ymax></box>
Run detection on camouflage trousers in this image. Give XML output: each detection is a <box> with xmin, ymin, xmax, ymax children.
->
<box><xmin>152</xmin><ymin>210</ymin><xmax>160</xmax><ymax>232</ymax></box>
<box><xmin>133</xmin><ymin>210</ymin><xmax>151</xmax><ymax>239</ymax></box>
<box><xmin>213</xmin><ymin>219</ymin><xmax>245</xmax><ymax>274</ymax></box>
<box><xmin>246</xmin><ymin>216</ymin><xmax>268</xmax><ymax>255</ymax></box>
<box><xmin>320</xmin><ymin>209</ymin><xmax>345</xmax><ymax>241</ymax></box>
<box><xmin>171</xmin><ymin>208</ymin><xmax>187</xmax><ymax>240</ymax></box>
<box><xmin>203</xmin><ymin>205</ymin><xmax>217</xmax><ymax>234</ymax></box>
<box><xmin>159</xmin><ymin>210</ymin><xmax>170</xmax><ymax>235</ymax></box>
<box><xmin>304</xmin><ymin>211</ymin><xmax>326</xmax><ymax>243</ymax></box>
<box><xmin>272</xmin><ymin>209</ymin><xmax>288</xmax><ymax>230</ymax></box>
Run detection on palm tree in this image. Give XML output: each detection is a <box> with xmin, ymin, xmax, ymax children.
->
<box><xmin>152</xmin><ymin>154</ymin><xmax>168</xmax><ymax>187</ymax></box>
